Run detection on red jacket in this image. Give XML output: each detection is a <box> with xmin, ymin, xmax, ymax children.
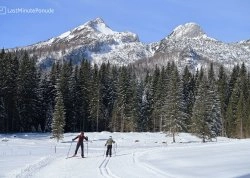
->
<box><xmin>73</xmin><ymin>134</ymin><xmax>88</xmax><ymax>143</ymax></box>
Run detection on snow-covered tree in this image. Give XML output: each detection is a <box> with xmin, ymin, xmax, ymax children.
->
<box><xmin>217</xmin><ymin>65</ymin><xmax>228</xmax><ymax>137</ymax></box>
<box><xmin>17</xmin><ymin>52</ymin><xmax>40</xmax><ymax>131</ymax></box>
<box><xmin>52</xmin><ymin>88</ymin><xmax>65</xmax><ymax>142</ymax></box>
<box><xmin>163</xmin><ymin>65</ymin><xmax>187</xmax><ymax>142</ymax></box>
<box><xmin>191</xmin><ymin>65</ymin><xmax>222</xmax><ymax>142</ymax></box>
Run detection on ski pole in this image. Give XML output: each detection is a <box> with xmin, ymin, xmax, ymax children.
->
<box><xmin>114</xmin><ymin>143</ymin><xmax>117</xmax><ymax>156</ymax></box>
<box><xmin>67</xmin><ymin>141</ymin><xmax>73</xmax><ymax>158</ymax></box>
<box><xmin>112</xmin><ymin>144</ymin><xmax>115</xmax><ymax>156</ymax></box>
<box><xmin>87</xmin><ymin>141</ymin><xmax>88</xmax><ymax>157</ymax></box>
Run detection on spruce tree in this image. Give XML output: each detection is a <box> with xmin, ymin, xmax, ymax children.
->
<box><xmin>191</xmin><ymin>69</ymin><xmax>210</xmax><ymax>142</ymax></box>
<box><xmin>0</xmin><ymin>49</ymin><xmax>5</xmax><ymax>132</ymax></box>
<box><xmin>163</xmin><ymin>65</ymin><xmax>187</xmax><ymax>142</ymax></box>
<box><xmin>52</xmin><ymin>88</ymin><xmax>65</xmax><ymax>142</ymax></box>
<box><xmin>234</xmin><ymin>63</ymin><xmax>249</xmax><ymax>138</ymax></box>
<box><xmin>207</xmin><ymin>63</ymin><xmax>222</xmax><ymax>138</ymax></box>
<box><xmin>0</xmin><ymin>52</ymin><xmax>19</xmax><ymax>132</ymax></box>
<box><xmin>217</xmin><ymin>65</ymin><xmax>228</xmax><ymax>136</ymax></box>
<box><xmin>113</xmin><ymin>66</ymin><xmax>133</xmax><ymax>132</ymax></box>
<box><xmin>128</xmin><ymin>72</ymin><xmax>139</xmax><ymax>131</ymax></box>
<box><xmin>58</xmin><ymin>61</ymin><xmax>73</xmax><ymax>132</ymax></box>
<box><xmin>37</xmin><ymin>74</ymin><xmax>54</xmax><ymax>132</ymax></box>
<box><xmin>235</xmin><ymin>92</ymin><xmax>245</xmax><ymax>138</ymax></box>
<box><xmin>79</xmin><ymin>60</ymin><xmax>92</xmax><ymax>131</ymax></box>
<box><xmin>98</xmin><ymin>63</ymin><xmax>116</xmax><ymax>131</ymax></box>
<box><xmin>226</xmin><ymin>77</ymin><xmax>241</xmax><ymax>137</ymax></box>
<box><xmin>139</xmin><ymin>74</ymin><xmax>153</xmax><ymax>132</ymax></box>
<box><xmin>89</xmin><ymin>64</ymin><xmax>101</xmax><ymax>131</ymax></box>
<box><xmin>150</xmin><ymin>66</ymin><xmax>161</xmax><ymax>131</ymax></box>
<box><xmin>17</xmin><ymin>52</ymin><xmax>40</xmax><ymax>131</ymax></box>
<box><xmin>182</xmin><ymin>66</ymin><xmax>195</xmax><ymax>130</ymax></box>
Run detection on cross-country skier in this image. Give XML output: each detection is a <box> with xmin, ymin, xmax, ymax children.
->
<box><xmin>105</xmin><ymin>136</ymin><xmax>115</xmax><ymax>157</ymax></box>
<box><xmin>72</xmin><ymin>131</ymin><xmax>88</xmax><ymax>158</ymax></box>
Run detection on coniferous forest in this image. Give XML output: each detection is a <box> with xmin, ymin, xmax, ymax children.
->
<box><xmin>1</xmin><ymin>49</ymin><xmax>250</xmax><ymax>140</ymax></box>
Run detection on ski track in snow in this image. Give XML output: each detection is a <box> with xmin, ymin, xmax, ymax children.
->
<box><xmin>3</xmin><ymin>133</ymin><xmax>250</xmax><ymax>178</ymax></box>
<box><xmin>103</xmin><ymin>146</ymin><xmax>169</xmax><ymax>178</ymax></box>
<box><xmin>98</xmin><ymin>157</ymin><xmax>120</xmax><ymax>178</ymax></box>
<box><xmin>28</xmin><ymin>147</ymin><xmax>168</xmax><ymax>178</ymax></box>
<box><xmin>8</xmin><ymin>155</ymin><xmax>56</xmax><ymax>178</ymax></box>
<box><xmin>134</xmin><ymin>148</ymin><xmax>174</xmax><ymax>178</ymax></box>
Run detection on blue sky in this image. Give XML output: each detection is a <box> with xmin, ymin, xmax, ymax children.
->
<box><xmin>0</xmin><ymin>0</ymin><xmax>249</xmax><ymax>48</ymax></box>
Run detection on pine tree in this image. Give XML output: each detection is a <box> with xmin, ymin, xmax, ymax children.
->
<box><xmin>182</xmin><ymin>66</ymin><xmax>195</xmax><ymax>131</ymax></box>
<box><xmin>79</xmin><ymin>60</ymin><xmax>92</xmax><ymax>131</ymax></box>
<box><xmin>150</xmin><ymin>66</ymin><xmax>161</xmax><ymax>131</ymax></box>
<box><xmin>139</xmin><ymin>74</ymin><xmax>153</xmax><ymax>132</ymax></box>
<box><xmin>117</xmin><ymin>67</ymin><xmax>129</xmax><ymax>132</ymax></box>
<box><xmin>52</xmin><ymin>88</ymin><xmax>65</xmax><ymax>142</ymax></box>
<box><xmin>226</xmin><ymin>77</ymin><xmax>241</xmax><ymax>137</ymax></box>
<box><xmin>191</xmin><ymin>65</ymin><xmax>222</xmax><ymax>142</ymax></box>
<box><xmin>0</xmin><ymin>52</ymin><xmax>19</xmax><ymax>132</ymax></box>
<box><xmin>163</xmin><ymin>65</ymin><xmax>187</xmax><ymax>142</ymax></box>
<box><xmin>37</xmin><ymin>74</ymin><xmax>54</xmax><ymax>132</ymax></box>
<box><xmin>70</xmin><ymin>66</ymin><xmax>84</xmax><ymax>132</ymax></box>
<box><xmin>49</xmin><ymin>61</ymin><xmax>61</xmax><ymax>114</ymax></box>
<box><xmin>109</xmin><ymin>66</ymin><xmax>119</xmax><ymax>131</ymax></box>
<box><xmin>128</xmin><ymin>72</ymin><xmax>140</xmax><ymax>131</ymax></box>
<box><xmin>207</xmin><ymin>63</ymin><xmax>222</xmax><ymax>138</ymax></box>
<box><xmin>191</xmin><ymin>72</ymin><xmax>209</xmax><ymax>142</ymax></box>
<box><xmin>67</xmin><ymin>65</ymin><xmax>79</xmax><ymax>132</ymax></box>
<box><xmin>113</xmin><ymin>66</ymin><xmax>134</xmax><ymax>132</ymax></box>
<box><xmin>235</xmin><ymin>92</ymin><xmax>246</xmax><ymax>138</ymax></box>
<box><xmin>217</xmin><ymin>65</ymin><xmax>228</xmax><ymax>136</ymax></box>
<box><xmin>0</xmin><ymin>49</ymin><xmax>6</xmax><ymax>131</ymax></box>
<box><xmin>89</xmin><ymin>64</ymin><xmax>101</xmax><ymax>131</ymax></box>
<box><xmin>234</xmin><ymin>63</ymin><xmax>248</xmax><ymax>138</ymax></box>
<box><xmin>98</xmin><ymin>63</ymin><xmax>116</xmax><ymax>131</ymax></box>
<box><xmin>228</xmin><ymin>65</ymin><xmax>240</xmax><ymax>101</ymax></box>
<box><xmin>17</xmin><ymin>52</ymin><xmax>40</xmax><ymax>131</ymax></box>
<box><xmin>246</xmin><ymin>81</ymin><xmax>250</xmax><ymax>137</ymax></box>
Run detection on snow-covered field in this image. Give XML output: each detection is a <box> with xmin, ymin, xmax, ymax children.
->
<box><xmin>1</xmin><ymin>132</ymin><xmax>250</xmax><ymax>178</ymax></box>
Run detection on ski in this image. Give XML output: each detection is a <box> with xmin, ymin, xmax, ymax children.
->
<box><xmin>66</xmin><ymin>155</ymin><xmax>78</xmax><ymax>159</ymax></box>
<box><xmin>66</xmin><ymin>155</ymin><xmax>86</xmax><ymax>159</ymax></box>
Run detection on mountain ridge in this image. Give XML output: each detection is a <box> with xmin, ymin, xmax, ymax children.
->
<box><xmin>8</xmin><ymin>17</ymin><xmax>250</xmax><ymax>71</ymax></box>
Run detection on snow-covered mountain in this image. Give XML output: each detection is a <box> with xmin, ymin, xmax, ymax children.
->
<box><xmin>10</xmin><ymin>19</ymin><xmax>250</xmax><ymax>71</ymax></box>
<box><xmin>13</xmin><ymin>18</ymin><xmax>153</xmax><ymax>67</ymax></box>
<box><xmin>148</xmin><ymin>22</ymin><xmax>250</xmax><ymax>72</ymax></box>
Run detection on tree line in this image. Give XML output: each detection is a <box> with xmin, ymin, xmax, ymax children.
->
<box><xmin>0</xmin><ymin>49</ymin><xmax>250</xmax><ymax>141</ymax></box>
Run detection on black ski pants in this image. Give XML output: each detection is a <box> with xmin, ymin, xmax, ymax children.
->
<box><xmin>75</xmin><ymin>142</ymin><xmax>84</xmax><ymax>157</ymax></box>
<box><xmin>106</xmin><ymin>145</ymin><xmax>112</xmax><ymax>156</ymax></box>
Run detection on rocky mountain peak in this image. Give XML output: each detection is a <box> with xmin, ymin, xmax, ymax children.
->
<box><xmin>168</xmin><ymin>22</ymin><xmax>208</xmax><ymax>39</ymax></box>
<box><xmin>9</xmin><ymin>19</ymin><xmax>250</xmax><ymax>71</ymax></box>
<box><xmin>92</xmin><ymin>17</ymin><xmax>105</xmax><ymax>24</ymax></box>
<box><xmin>15</xmin><ymin>17</ymin><xmax>152</xmax><ymax>67</ymax></box>
<box><xmin>82</xmin><ymin>17</ymin><xmax>114</xmax><ymax>35</ymax></box>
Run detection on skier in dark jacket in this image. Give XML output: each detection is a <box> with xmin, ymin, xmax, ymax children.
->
<box><xmin>105</xmin><ymin>136</ymin><xmax>115</xmax><ymax>157</ymax></box>
<box><xmin>72</xmin><ymin>131</ymin><xmax>88</xmax><ymax>158</ymax></box>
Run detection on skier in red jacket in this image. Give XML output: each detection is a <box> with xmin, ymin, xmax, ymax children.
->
<box><xmin>72</xmin><ymin>131</ymin><xmax>88</xmax><ymax>158</ymax></box>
